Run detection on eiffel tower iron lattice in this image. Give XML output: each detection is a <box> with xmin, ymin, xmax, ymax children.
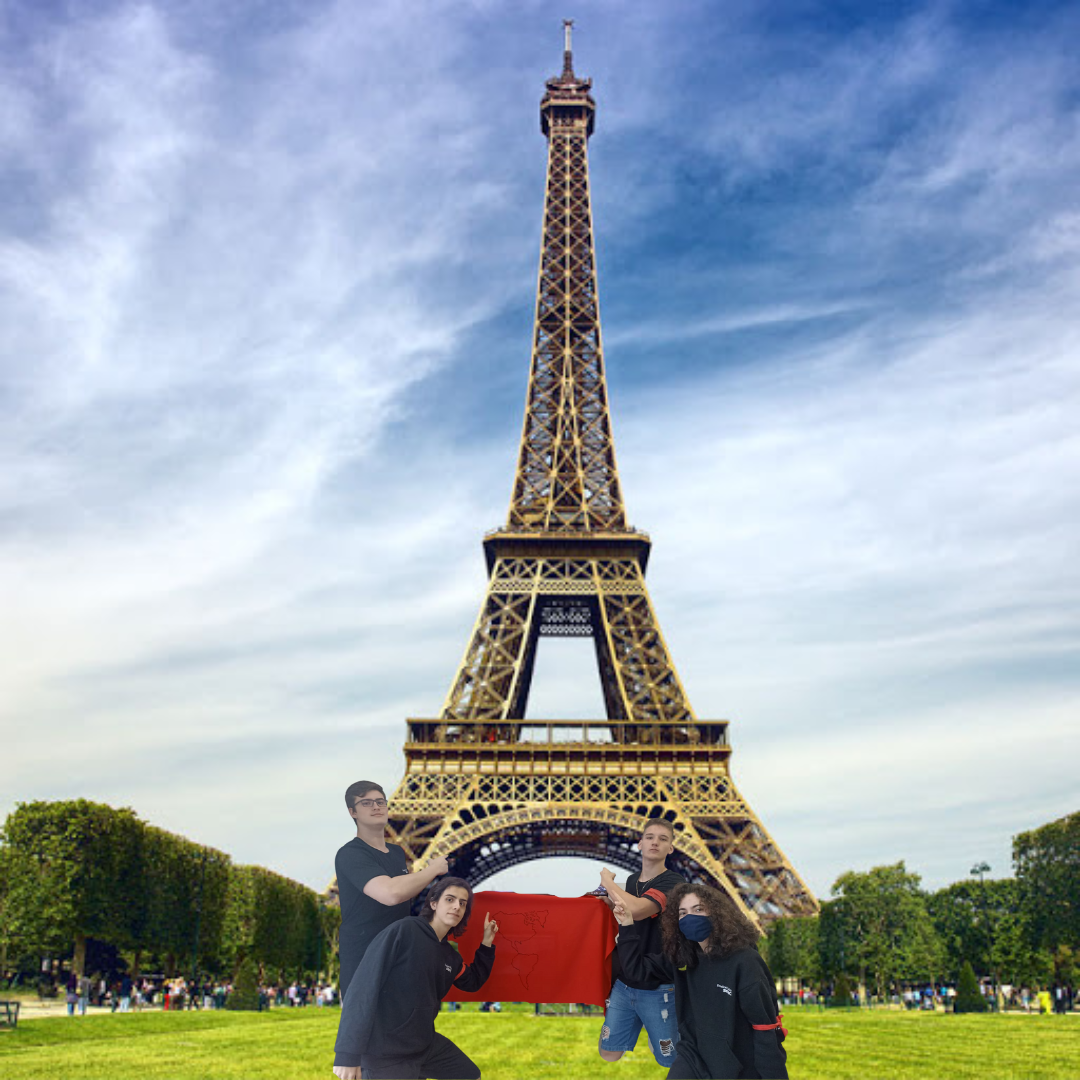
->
<box><xmin>375</xmin><ymin>27</ymin><xmax>816</xmax><ymax>925</ymax></box>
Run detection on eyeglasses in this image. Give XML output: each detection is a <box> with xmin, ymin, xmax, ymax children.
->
<box><xmin>355</xmin><ymin>798</ymin><xmax>388</xmax><ymax>808</ymax></box>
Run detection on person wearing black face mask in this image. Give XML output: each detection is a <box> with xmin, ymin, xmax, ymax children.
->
<box><xmin>613</xmin><ymin>883</ymin><xmax>787</xmax><ymax>1079</ymax></box>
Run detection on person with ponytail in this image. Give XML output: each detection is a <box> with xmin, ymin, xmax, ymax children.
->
<box><xmin>612</xmin><ymin>883</ymin><xmax>787</xmax><ymax>1079</ymax></box>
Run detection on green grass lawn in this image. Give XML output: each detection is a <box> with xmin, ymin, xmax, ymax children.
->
<box><xmin>0</xmin><ymin>1005</ymin><xmax>1076</xmax><ymax>1079</ymax></box>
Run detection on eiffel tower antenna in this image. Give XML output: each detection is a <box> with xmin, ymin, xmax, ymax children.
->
<box><xmin>373</xmin><ymin>28</ymin><xmax>817</xmax><ymax>925</ymax></box>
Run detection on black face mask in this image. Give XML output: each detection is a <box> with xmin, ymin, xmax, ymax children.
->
<box><xmin>679</xmin><ymin>914</ymin><xmax>712</xmax><ymax>941</ymax></box>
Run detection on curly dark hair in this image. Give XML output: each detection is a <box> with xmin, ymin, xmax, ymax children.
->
<box><xmin>421</xmin><ymin>876</ymin><xmax>474</xmax><ymax>939</ymax></box>
<box><xmin>660</xmin><ymin>883</ymin><xmax>761</xmax><ymax>968</ymax></box>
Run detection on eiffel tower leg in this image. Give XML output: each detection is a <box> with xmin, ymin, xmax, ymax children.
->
<box><xmin>657</xmin><ymin>776</ymin><xmax>819</xmax><ymax>920</ymax></box>
<box><xmin>594</xmin><ymin>563</ymin><xmax>694</xmax><ymax>737</ymax></box>
<box><xmin>439</xmin><ymin>557</ymin><xmax>542</xmax><ymax>725</ymax></box>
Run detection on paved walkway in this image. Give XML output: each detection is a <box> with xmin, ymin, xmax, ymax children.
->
<box><xmin>6</xmin><ymin>999</ymin><xmax>166</xmax><ymax>1021</ymax></box>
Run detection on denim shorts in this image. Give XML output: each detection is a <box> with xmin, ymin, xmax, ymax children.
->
<box><xmin>599</xmin><ymin>978</ymin><xmax>679</xmax><ymax>1066</ymax></box>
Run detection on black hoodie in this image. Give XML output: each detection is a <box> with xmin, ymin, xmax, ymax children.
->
<box><xmin>334</xmin><ymin>915</ymin><xmax>495</xmax><ymax>1068</ymax></box>
<box><xmin>617</xmin><ymin>919</ymin><xmax>787</xmax><ymax>1079</ymax></box>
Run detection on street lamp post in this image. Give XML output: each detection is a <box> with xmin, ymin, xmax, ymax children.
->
<box><xmin>969</xmin><ymin>861</ymin><xmax>996</xmax><ymax>1010</ymax></box>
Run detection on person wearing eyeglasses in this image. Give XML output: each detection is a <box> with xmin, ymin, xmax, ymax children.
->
<box><xmin>333</xmin><ymin>876</ymin><xmax>498</xmax><ymax>1079</ymax></box>
<box><xmin>336</xmin><ymin>780</ymin><xmax>450</xmax><ymax>999</ymax></box>
<box><xmin>612</xmin><ymin>883</ymin><xmax>787</xmax><ymax>1079</ymax></box>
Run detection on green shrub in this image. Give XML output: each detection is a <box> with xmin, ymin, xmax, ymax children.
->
<box><xmin>831</xmin><ymin>971</ymin><xmax>855</xmax><ymax>1007</ymax></box>
<box><xmin>954</xmin><ymin>960</ymin><xmax>987</xmax><ymax>1013</ymax></box>
<box><xmin>226</xmin><ymin>957</ymin><xmax>260</xmax><ymax>1011</ymax></box>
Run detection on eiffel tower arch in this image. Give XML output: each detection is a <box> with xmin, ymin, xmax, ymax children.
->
<box><xmin>376</xmin><ymin>26</ymin><xmax>817</xmax><ymax>925</ymax></box>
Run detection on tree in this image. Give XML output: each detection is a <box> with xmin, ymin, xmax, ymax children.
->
<box><xmin>832</xmin><ymin>971</ymin><xmax>855</xmax><ymax>1007</ymax></box>
<box><xmin>991</xmin><ymin>908</ymin><xmax>1052</xmax><ymax>988</ymax></box>
<box><xmin>135</xmin><ymin>828</ymin><xmax>230</xmax><ymax>978</ymax></box>
<box><xmin>904</xmin><ymin>906</ymin><xmax>946</xmax><ymax>987</ymax></box>
<box><xmin>226</xmin><ymin>956</ymin><xmax>261</xmax><ymax>1011</ymax></box>
<box><xmin>828</xmin><ymin>862</ymin><xmax>944</xmax><ymax>999</ymax></box>
<box><xmin>1</xmin><ymin>800</ymin><xmax>332</xmax><ymax>985</ymax></box>
<box><xmin>322</xmin><ymin>902</ymin><xmax>341</xmax><ymax>986</ymax></box>
<box><xmin>816</xmin><ymin>898</ymin><xmax>848</xmax><ymax>983</ymax></box>
<box><xmin>222</xmin><ymin>865</ymin><xmax>258</xmax><ymax>980</ymax></box>
<box><xmin>954</xmin><ymin>960</ymin><xmax>987</xmax><ymax>1013</ymax></box>
<box><xmin>1</xmin><ymin>801</ymin><xmax>143</xmax><ymax>972</ymax></box>
<box><xmin>765</xmin><ymin>915</ymin><xmax>819</xmax><ymax>985</ymax></box>
<box><xmin>0</xmin><ymin>843</ymin><xmax>12</xmax><ymax>977</ymax></box>
<box><xmin>221</xmin><ymin>864</ymin><xmax>323</xmax><ymax>982</ymax></box>
<box><xmin>1052</xmin><ymin>944</ymin><xmax>1075</xmax><ymax>986</ymax></box>
<box><xmin>928</xmin><ymin>878</ymin><xmax>1014</xmax><ymax>981</ymax></box>
<box><xmin>1014</xmin><ymin>812</ymin><xmax>1080</xmax><ymax>955</ymax></box>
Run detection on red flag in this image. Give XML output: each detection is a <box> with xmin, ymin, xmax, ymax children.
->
<box><xmin>445</xmin><ymin>891</ymin><xmax>616</xmax><ymax>1006</ymax></box>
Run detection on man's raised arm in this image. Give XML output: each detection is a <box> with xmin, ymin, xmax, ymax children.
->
<box><xmin>600</xmin><ymin>868</ymin><xmax>663</xmax><ymax>921</ymax></box>
<box><xmin>362</xmin><ymin>855</ymin><xmax>448</xmax><ymax>907</ymax></box>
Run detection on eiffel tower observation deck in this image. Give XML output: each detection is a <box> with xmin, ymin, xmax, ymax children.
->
<box><xmin>378</xmin><ymin>25</ymin><xmax>817</xmax><ymax>924</ymax></box>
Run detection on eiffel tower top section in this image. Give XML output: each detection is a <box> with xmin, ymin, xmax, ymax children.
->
<box><xmin>539</xmin><ymin>19</ymin><xmax>596</xmax><ymax>136</ymax></box>
<box><xmin>502</xmin><ymin>22</ymin><xmax>630</xmax><ymax>541</ymax></box>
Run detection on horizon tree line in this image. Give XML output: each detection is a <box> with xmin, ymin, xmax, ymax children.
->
<box><xmin>762</xmin><ymin>811</ymin><xmax>1079</xmax><ymax>1000</ymax></box>
<box><xmin>0</xmin><ymin>799</ymin><xmax>339</xmax><ymax>988</ymax></box>
<box><xmin>1</xmin><ymin>800</ymin><xmax>1075</xmax><ymax>1000</ymax></box>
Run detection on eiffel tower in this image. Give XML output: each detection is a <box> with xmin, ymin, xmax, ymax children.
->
<box><xmin>380</xmin><ymin>25</ymin><xmax>817</xmax><ymax>924</ymax></box>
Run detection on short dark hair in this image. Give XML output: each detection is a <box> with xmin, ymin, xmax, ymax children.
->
<box><xmin>421</xmin><ymin>876</ymin><xmax>474</xmax><ymax>939</ymax></box>
<box><xmin>660</xmin><ymin>882</ymin><xmax>760</xmax><ymax>967</ymax></box>
<box><xmin>641</xmin><ymin>819</ymin><xmax>675</xmax><ymax>841</ymax></box>
<box><xmin>345</xmin><ymin>781</ymin><xmax>386</xmax><ymax>809</ymax></box>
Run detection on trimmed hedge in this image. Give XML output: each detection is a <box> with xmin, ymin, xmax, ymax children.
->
<box><xmin>0</xmin><ymin>800</ymin><xmax>338</xmax><ymax>982</ymax></box>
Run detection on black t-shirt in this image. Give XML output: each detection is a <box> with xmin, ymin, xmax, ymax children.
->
<box><xmin>611</xmin><ymin>868</ymin><xmax>684</xmax><ymax>991</ymax></box>
<box><xmin>335</xmin><ymin>837</ymin><xmax>411</xmax><ymax>999</ymax></box>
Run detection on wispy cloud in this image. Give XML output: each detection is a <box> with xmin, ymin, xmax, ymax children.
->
<box><xmin>604</xmin><ymin>300</ymin><xmax>875</xmax><ymax>348</ymax></box>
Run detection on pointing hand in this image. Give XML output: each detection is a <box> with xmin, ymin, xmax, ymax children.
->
<box><xmin>483</xmin><ymin>912</ymin><xmax>499</xmax><ymax>947</ymax></box>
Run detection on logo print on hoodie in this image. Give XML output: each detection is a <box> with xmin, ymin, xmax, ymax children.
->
<box><xmin>445</xmin><ymin>963</ymin><xmax>453</xmax><ymax>972</ymax></box>
<box><xmin>717</xmin><ymin>984</ymin><xmax>733</xmax><ymax>995</ymax></box>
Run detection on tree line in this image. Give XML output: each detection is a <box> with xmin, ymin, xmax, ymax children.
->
<box><xmin>0</xmin><ymin>800</ymin><xmax>339</xmax><ymax>986</ymax></box>
<box><xmin>2</xmin><ymin>799</ymin><xmax>1074</xmax><ymax>1001</ymax></box>
<box><xmin>762</xmin><ymin>811</ymin><xmax>1079</xmax><ymax>1000</ymax></box>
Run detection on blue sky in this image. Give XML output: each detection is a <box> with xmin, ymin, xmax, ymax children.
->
<box><xmin>2</xmin><ymin>0</ymin><xmax>1078</xmax><ymax>903</ymax></box>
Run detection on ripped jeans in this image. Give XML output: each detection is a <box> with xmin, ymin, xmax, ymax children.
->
<box><xmin>599</xmin><ymin>979</ymin><xmax>679</xmax><ymax>1066</ymax></box>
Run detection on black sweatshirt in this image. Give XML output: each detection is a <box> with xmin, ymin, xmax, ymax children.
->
<box><xmin>334</xmin><ymin>915</ymin><xmax>495</xmax><ymax>1068</ymax></box>
<box><xmin>617</xmin><ymin>920</ymin><xmax>787</xmax><ymax>1079</ymax></box>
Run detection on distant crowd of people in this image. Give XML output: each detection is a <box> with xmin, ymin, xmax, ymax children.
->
<box><xmin>257</xmin><ymin>982</ymin><xmax>337</xmax><ymax>1010</ymax></box>
<box><xmin>50</xmin><ymin>972</ymin><xmax>337</xmax><ymax>1015</ymax></box>
<box><xmin>777</xmin><ymin>981</ymin><xmax>1076</xmax><ymax>1013</ymax></box>
<box><xmin>1004</xmin><ymin>984</ymin><xmax>1075</xmax><ymax>1014</ymax></box>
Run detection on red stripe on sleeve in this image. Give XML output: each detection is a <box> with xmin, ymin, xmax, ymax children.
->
<box><xmin>643</xmin><ymin>888</ymin><xmax>667</xmax><ymax>913</ymax></box>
